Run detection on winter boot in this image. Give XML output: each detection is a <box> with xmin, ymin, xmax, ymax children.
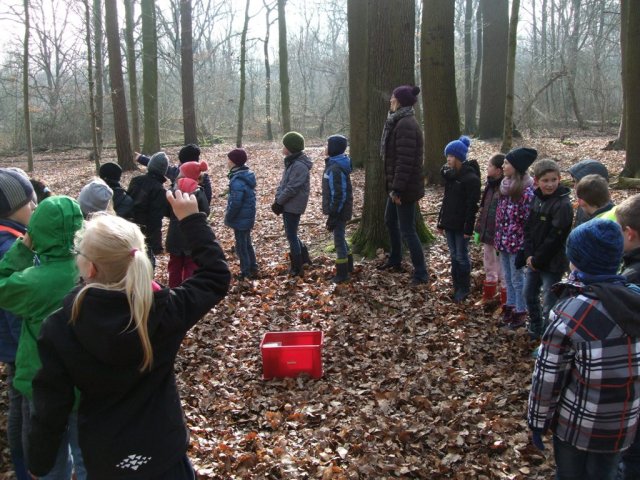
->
<box><xmin>508</xmin><ymin>311</ymin><xmax>528</xmax><ymax>329</ymax></box>
<box><xmin>331</xmin><ymin>259</ymin><xmax>349</xmax><ymax>283</ymax></box>
<box><xmin>500</xmin><ymin>305</ymin><xmax>515</xmax><ymax>326</ymax></box>
<box><xmin>347</xmin><ymin>253</ymin><xmax>354</xmax><ymax>273</ymax></box>
<box><xmin>288</xmin><ymin>253</ymin><xmax>304</xmax><ymax>278</ymax></box>
<box><xmin>301</xmin><ymin>243</ymin><xmax>312</xmax><ymax>266</ymax></box>
<box><xmin>474</xmin><ymin>281</ymin><xmax>498</xmax><ymax>307</ymax></box>
<box><xmin>453</xmin><ymin>269</ymin><xmax>471</xmax><ymax>303</ymax></box>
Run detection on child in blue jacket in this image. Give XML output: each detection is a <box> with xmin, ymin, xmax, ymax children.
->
<box><xmin>322</xmin><ymin>135</ymin><xmax>353</xmax><ymax>283</ymax></box>
<box><xmin>224</xmin><ymin>148</ymin><xmax>258</xmax><ymax>280</ymax></box>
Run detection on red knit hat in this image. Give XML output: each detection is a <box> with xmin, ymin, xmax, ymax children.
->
<box><xmin>177</xmin><ymin>177</ymin><xmax>198</xmax><ymax>194</ymax></box>
<box><xmin>179</xmin><ymin>160</ymin><xmax>208</xmax><ymax>181</ymax></box>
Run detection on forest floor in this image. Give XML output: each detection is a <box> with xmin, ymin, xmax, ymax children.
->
<box><xmin>0</xmin><ymin>131</ymin><xmax>637</xmax><ymax>479</ymax></box>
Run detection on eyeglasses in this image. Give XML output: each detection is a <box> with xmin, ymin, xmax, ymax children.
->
<box><xmin>72</xmin><ymin>248</ymin><xmax>87</xmax><ymax>259</ymax></box>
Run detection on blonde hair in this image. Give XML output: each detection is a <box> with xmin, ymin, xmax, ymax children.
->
<box><xmin>71</xmin><ymin>213</ymin><xmax>155</xmax><ymax>371</ymax></box>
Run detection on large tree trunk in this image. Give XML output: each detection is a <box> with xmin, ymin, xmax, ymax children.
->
<box><xmin>350</xmin><ymin>0</ymin><xmax>415</xmax><ymax>257</ymax></box>
<box><xmin>181</xmin><ymin>0</ymin><xmax>197</xmax><ymax>145</ymax></box>
<box><xmin>463</xmin><ymin>0</ymin><xmax>474</xmax><ymax>134</ymax></box>
<box><xmin>277</xmin><ymin>0</ymin><xmax>291</xmax><ymax>133</ymax></box>
<box><xmin>609</xmin><ymin>0</ymin><xmax>627</xmax><ymax>151</ymax></box>
<box><xmin>93</xmin><ymin>0</ymin><xmax>104</xmax><ymax>157</ymax></box>
<box><xmin>347</xmin><ymin>0</ymin><xmax>368</xmax><ymax>169</ymax></box>
<box><xmin>142</xmin><ymin>0</ymin><xmax>160</xmax><ymax>153</ymax></box>
<box><xmin>124</xmin><ymin>0</ymin><xmax>141</xmax><ymax>152</ymax></box>
<box><xmin>263</xmin><ymin>0</ymin><xmax>274</xmax><ymax>141</ymax></box>
<box><xmin>565</xmin><ymin>0</ymin><xmax>585</xmax><ymax>129</ymax></box>
<box><xmin>23</xmin><ymin>0</ymin><xmax>34</xmax><ymax>172</ymax></box>
<box><xmin>83</xmin><ymin>0</ymin><xmax>99</xmax><ymax>173</ymax></box>
<box><xmin>235</xmin><ymin>0</ymin><xmax>250</xmax><ymax>147</ymax></box>
<box><xmin>470</xmin><ymin>5</ymin><xmax>482</xmax><ymax>134</ymax></box>
<box><xmin>422</xmin><ymin>0</ymin><xmax>460</xmax><ymax>185</ymax></box>
<box><xmin>500</xmin><ymin>0</ymin><xmax>520</xmax><ymax>153</ymax></box>
<box><xmin>478</xmin><ymin>0</ymin><xmax>508</xmax><ymax>139</ymax></box>
<box><xmin>622</xmin><ymin>0</ymin><xmax>640</xmax><ymax>177</ymax></box>
<box><xmin>105</xmin><ymin>0</ymin><xmax>134</xmax><ymax>170</ymax></box>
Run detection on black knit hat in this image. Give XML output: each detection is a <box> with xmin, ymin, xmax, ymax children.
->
<box><xmin>99</xmin><ymin>162</ymin><xmax>122</xmax><ymax>182</ymax></box>
<box><xmin>392</xmin><ymin>85</ymin><xmax>420</xmax><ymax>107</ymax></box>
<box><xmin>178</xmin><ymin>144</ymin><xmax>201</xmax><ymax>164</ymax></box>
<box><xmin>0</xmin><ymin>168</ymin><xmax>35</xmax><ymax>218</ymax></box>
<box><xmin>327</xmin><ymin>135</ymin><xmax>348</xmax><ymax>157</ymax></box>
<box><xmin>506</xmin><ymin>147</ymin><xmax>538</xmax><ymax>175</ymax></box>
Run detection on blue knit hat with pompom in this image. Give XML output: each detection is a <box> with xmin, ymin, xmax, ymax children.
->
<box><xmin>444</xmin><ymin>136</ymin><xmax>471</xmax><ymax>162</ymax></box>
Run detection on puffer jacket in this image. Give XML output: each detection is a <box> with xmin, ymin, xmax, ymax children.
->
<box><xmin>127</xmin><ymin>172</ymin><xmax>167</xmax><ymax>254</ymax></box>
<box><xmin>322</xmin><ymin>154</ymin><xmax>353</xmax><ymax>221</ymax></box>
<box><xmin>494</xmin><ymin>183</ymin><xmax>535</xmax><ymax>254</ymax></box>
<box><xmin>523</xmin><ymin>185</ymin><xmax>574</xmax><ymax>273</ymax></box>
<box><xmin>0</xmin><ymin>196</ymin><xmax>83</xmax><ymax>398</ymax></box>
<box><xmin>275</xmin><ymin>152</ymin><xmax>313</xmax><ymax>215</ymax></box>
<box><xmin>437</xmin><ymin>160</ymin><xmax>481</xmax><ymax>235</ymax></box>
<box><xmin>474</xmin><ymin>176</ymin><xmax>503</xmax><ymax>245</ymax></box>
<box><xmin>0</xmin><ymin>219</ymin><xmax>27</xmax><ymax>363</ymax></box>
<box><xmin>383</xmin><ymin>115</ymin><xmax>425</xmax><ymax>204</ymax></box>
<box><xmin>225</xmin><ymin>166</ymin><xmax>257</xmax><ymax>231</ymax></box>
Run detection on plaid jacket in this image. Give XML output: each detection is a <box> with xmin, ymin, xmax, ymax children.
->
<box><xmin>527</xmin><ymin>280</ymin><xmax>640</xmax><ymax>452</ymax></box>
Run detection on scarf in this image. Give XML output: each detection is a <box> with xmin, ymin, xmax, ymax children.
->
<box><xmin>499</xmin><ymin>174</ymin><xmax>533</xmax><ymax>196</ymax></box>
<box><xmin>380</xmin><ymin>106</ymin><xmax>414</xmax><ymax>159</ymax></box>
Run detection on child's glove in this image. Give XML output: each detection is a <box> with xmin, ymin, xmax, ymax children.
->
<box><xmin>326</xmin><ymin>216</ymin><xmax>338</xmax><ymax>232</ymax></box>
<box><xmin>530</xmin><ymin>429</ymin><xmax>545</xmax><ymax>451</ymax></box>
<box><xmin>271</xmin><ymin>202</ymin><xmax>284</xmax><ymax>215</ymax></box>
<box><xmin>473</xmin><ymin>232</ymin><xmax>481</xmax><ymax>245</ymax></box>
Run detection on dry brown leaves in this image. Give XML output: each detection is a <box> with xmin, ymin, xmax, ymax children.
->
<box><xmin>0</xmin><ymin>132</ymin><xmax>636</xmax><ymax>479</ymax></box>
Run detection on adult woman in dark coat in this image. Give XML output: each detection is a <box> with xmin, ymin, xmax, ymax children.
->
<box><xmin>378</xmin><ymin>85</ymin><xmax>428</xmax><ymax>284</ymax></box>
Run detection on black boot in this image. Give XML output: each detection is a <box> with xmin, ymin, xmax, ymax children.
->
<box><xmin>289</xmin><ymin>253</ymin><xmax>304</xmax><ymax>278</ymax></box>
<box><xmin>347</xmin><ymin>253</ymin><xmax>354</xmax><ymax>272</ymax></box>
<box><xmin>454</xmin><ymin>268</ymin><xmax>471</xmax><ymax>303</ymax></box>
<box><xmin>301</xmin><ymin>243</ymin><xmax>312</xmax><ymax>266</ymax></box>
<box><xmin>331</xmin><ymin>260</ymin><xmax>349</xmax><ymax>283</ymax></box>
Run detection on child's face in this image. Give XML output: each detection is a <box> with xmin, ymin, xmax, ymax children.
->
<box><xmin>503</xmin><ymin>160</ymin><xmax>515</xmax><ymax>177</ymax></box>
<box><xmin>487</xmin><ymin>163</ymin><xmax>502</xmax><ymax>179</ymax></box>
<box><xmin>75</xmin><ymin>248</ymin><xmax>96</xmax><ymax>282</ymax></box>
<box><xmin>389</xmin><ymin>96</ymin><xmax>400</xmax><ymax>113</ymax></box>
<box><xmin>446</xmin><ymin>155</ymin><xmax>460</xmax><ymax>169</ymax></box>
<box><xmin>282</xmin><ymin>146</ymin><xmax>290</xmax><ymax>156</ymax></box>
<box><xmin>536</xmin><ymin>171</ymin><xmax>560</xmax><ymax>196</ymax></box>
<box><xmin>324</xmin><ymin>145</ymin><xmax>329</xmax><ymax>156</ymax></box>
<box><xmin>227</xmin><ymin>159</ymin><xmax>235</xmax><ymax>169</ymax></box>
<box><xmin>621</xmin><ymin>225</ymin><xmax>640</xmax><ymax>253</ymax></box>
<box><xmin>9</xmin><ymin>199</ymin><xmax>37</xmax><ymax>227</ymax></box>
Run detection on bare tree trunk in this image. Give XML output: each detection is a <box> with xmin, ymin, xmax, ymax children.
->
<box><xmin>623</xmin><ymin>0</ymin><xmax>640</xmax><ymax>177</ymax></box>
<box><xmin>608</xmin><ymin>0</ymin><xmax>627</xmax><ymax>150</ymax></box>
<box><xmin>142</xmin><ymin>0</ymin><xmax>160</xmax><ymax>153</ymax></box>
<box><xmin>347</xmin><ymin>0</ymin><xmax>368</xmax><ymax>169</ymax></box>
<box><xmin>105</xmin><ymin>0</ymin><xmax>134</xmax><ymax>170</ymax></box>
<box><xmin>263</xmin><ymin>0</ymin><xmax>275</xmax><ymax>141</ymax></box>
<box><xmin>236</xmin><ymin>0</ymin><xmax>251</xmax><ymax>147</ymax></box>
<box><xmin>463</xmin><ymin>0</ymin><xmax>474</xmax><ymax>134</ymax></box>
<box><xmin>125</xmin><ymin>0</ymin><xmax>141</xmax><ymax>152</ymax></box>
<box><xmin>83</xmin><ymin>0</ymin><xmax>99</xmax><ymax>173</ymax></box>
<box><xmin>422</xmin><ymin>0</ymin><xmax>459</xmax><ymax>185</ymax></box>
<box><xmin>470</xmin><ymin>4</ymin><xmax>482</xmax><ymax>133</ymax></box>
<box><xmin>23</xmin><ymin>0</ymin><xmax>34</xmax><ymax>172</ymax></box>
<box><xmin>565</xmin><ymin>0</ymin><xmax>585</xmax><ymax>129</ymax></box>
<box><xmin>500</xmin><ymin>0</ymin><xmax>520</xmax><ymax>153</ymax></box>
<box><xmin>93</xmin><ymin>0</ymin><xmax>104</xmax><ymax>156</ymax></box>
<box><xmin>180</xmin><ymin>0</ymin><xmax>197</xmax><ymax>145</ymax></box>
<box><xmin>277</xmin><ymin>0</ymin><xmax>291</xmax><ymax>133</ymax></box>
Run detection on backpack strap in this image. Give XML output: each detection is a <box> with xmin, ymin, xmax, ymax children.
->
<box><xmin>0</xmin><ymin>225</ymin><xmax>24</xmax><ymax>238</ymax></box>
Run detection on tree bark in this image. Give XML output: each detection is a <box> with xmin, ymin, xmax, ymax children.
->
<box><xmin>463</xmin><ymin>0</ymin><xmax>474</xmax><ymax>134</ymax></box>
<box><xmin>142</xmin><ymin>0</ymin><xmax>160</xmax><ymax>153</ymax></box>
<box><xmin>263</xmin><ymin>0</ymin><xmax>275</xmax><ymax>141</ymax></box>
<box><xmin>93</xmin><ymin>0</ymin><xmax>104</xmax><ymax>156</ymax></box>
<box><xmin>277</xmin><ymin>0</ymin><xmax>291</xmax><ymax>133</ymax></box>
<box><xmin>236</xmin><ymin>0</ymin><xmax>251</xmax><ymax>147</ymax></box>
<box><xmin>612</xmin><ymin>0</ymin><xmax>628</xmax><ymax>150</ymax></box>
<box><xmin>565</xmin><ymin>0</ymin><xmax>586</xmax><ymax>129</ymax></box>
<box><xmin>478</xmin><ymin>0</ymin><xmax>508</xmax><ymax>139</ymax></box>
<box><xmin>422</xmin><ymin>0</ymin><xmax>460</xmax><ymax>184</ymax></box>
<box><xmin>125</xmin><ymin>0</ymin><xmax>141</xmax><ymax>152</ymax></box>
<box><xmin>23</xmin><ymin>0</ymin><xmax>34</xmax><ymax>172</ymax></box>
<box><xmin>347</xmin><ymin>0</ymin><xmax>368</xmax><ymax>169</ymax></box>
<box><xmin>623</xmin><ymin>0</ymin><xmax>640</xmax><ymax>177</ymax></box>
<box><xmin>83</xmin><ymin>0</ymin><xmax>100</xmax><ymax>173</ymax></box>
<box><xmin>500</xmin><ymin>0</ymin><xmax>520</xmax><ymax>153</ymax></box>
<box><xmin>181</xmin><ymin>0</ymin><xmax>197</xmax><ymax>145</ymax></box>
<box><xmin>105</xmin><ymin>0</ymin><xmax>134</xmax><ymax>170</ymax></box>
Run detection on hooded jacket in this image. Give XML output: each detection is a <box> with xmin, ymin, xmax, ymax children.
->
<box><xmin>0</xmin><ymin>196</ymin><xmax>83</xmax><ymax>398</ymax></box>
<box><xmin>127</xmin><ymin>172</ymin><xmax>167</xmax><ymax>254</ymax></box>
<box><xmin>383</xmin><ymin>115</ymin><xmax>425</xmax><ymax>204</ymax></box>
<box><xmin>528</xmin><ymin>279</ymin><xmax>640</xmax><ymax>452</ymax></box>
<box><xmin>437</xmin><ymin>160</ymin><xmax>481</xmax><ymax>235</ymax></box>
<box><xmin>28</xmin><ymin>213</ymin><xmax>230</xmax><ymax>479</ymax></box>
<box><xmin>0</xmin><ymin>218</ymin><xmax>27</xmax><ymax>363</ymax></box>
<box><xmin>275</xmin><ymin>152</ymin><xmax>313</xmax><ymax>215</ymax></box>
<box><xmin>523</xmin><ymin>185</ymin><xmax>574</xmax><ymax>272</ymax></box>
<box><xmin>322</xmin><ymin>154</ymin><xmax>353</xmax><ymax>221</ymax></box>
<box><xmin>225</xmin><ymin>166</ymin><xmax>257</xmax><ymax>231</ymax></box>
<box><xmin>103</xmin><ymin>178</ymin><xmax>134</xmax><ymax>220</ymax></box>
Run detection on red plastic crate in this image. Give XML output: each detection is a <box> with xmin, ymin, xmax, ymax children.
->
<box><xmin>260</xmin><ymin>330</ymin><xmax>323</xmax><ymax>379</ymax></box>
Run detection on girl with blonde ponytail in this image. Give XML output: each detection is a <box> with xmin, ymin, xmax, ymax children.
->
<box><xmin>28</xmin><ymin>190</ymin><xmax>231</xmax><ymax>479</ymax></box>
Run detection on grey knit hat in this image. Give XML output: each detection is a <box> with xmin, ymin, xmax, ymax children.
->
<box><xmin>0</xmin><ymin>168</ymin><xmax>35</xmax><ymax>218</ymax></box>
<box><xmin>148</xmin><ymin>152</ymin><xmax>169</xmax><ymax>177</ymax></box>
<box><xmin>78</xmin><ymin>179</ymin><xmax>113</xmax><ymax>217</ymax></box>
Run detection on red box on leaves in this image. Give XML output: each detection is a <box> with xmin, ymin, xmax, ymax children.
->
<box><xmin>260</xmin><ymin>331</ymin><xmax>324</xmax><ymax>380</ymax></box>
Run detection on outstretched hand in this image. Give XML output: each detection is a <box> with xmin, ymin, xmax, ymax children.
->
<box><xmin>166</xmin><ymin>189</ymin><xmax>198</xmax><ymax>221</ymax></box>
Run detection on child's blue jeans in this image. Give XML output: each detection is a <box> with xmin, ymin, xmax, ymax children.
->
<box><xmin>233</xmin><ymin>229</ymin><xmax>257</xmax><ymax>277</ymax></box>
<box><xmin>282</xmin><ymin>212</ymin><xmax>302</xmax><ymax>256</ymax></box>
<box><xmin>332</xmin><ymin>219</ymin><xmax>348</xmax><ymax>260</ymax></box>
<box><xmin>524</xmin><ymin>268</ymin><xmax>563</xmax><ymax>337</ymax></box>
<box><xmin>553</xmin><ymin>435</ymin><xmax>621</xmax><ymax>480</ymax></box>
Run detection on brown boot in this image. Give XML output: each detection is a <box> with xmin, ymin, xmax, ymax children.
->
<box><xmin>474</xmin><ymin>281</ymin><xmax>498</xmax><ymax>306</ymax></box>
<box><xmin>509</xmin><ymin>311</ymin><xmax>528</xmax><ymax>329</ymax></box>
<box><xmin>500</xmin><ymin>305</ymin><xmax>515</xmax><ymax>326</ymax></box>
